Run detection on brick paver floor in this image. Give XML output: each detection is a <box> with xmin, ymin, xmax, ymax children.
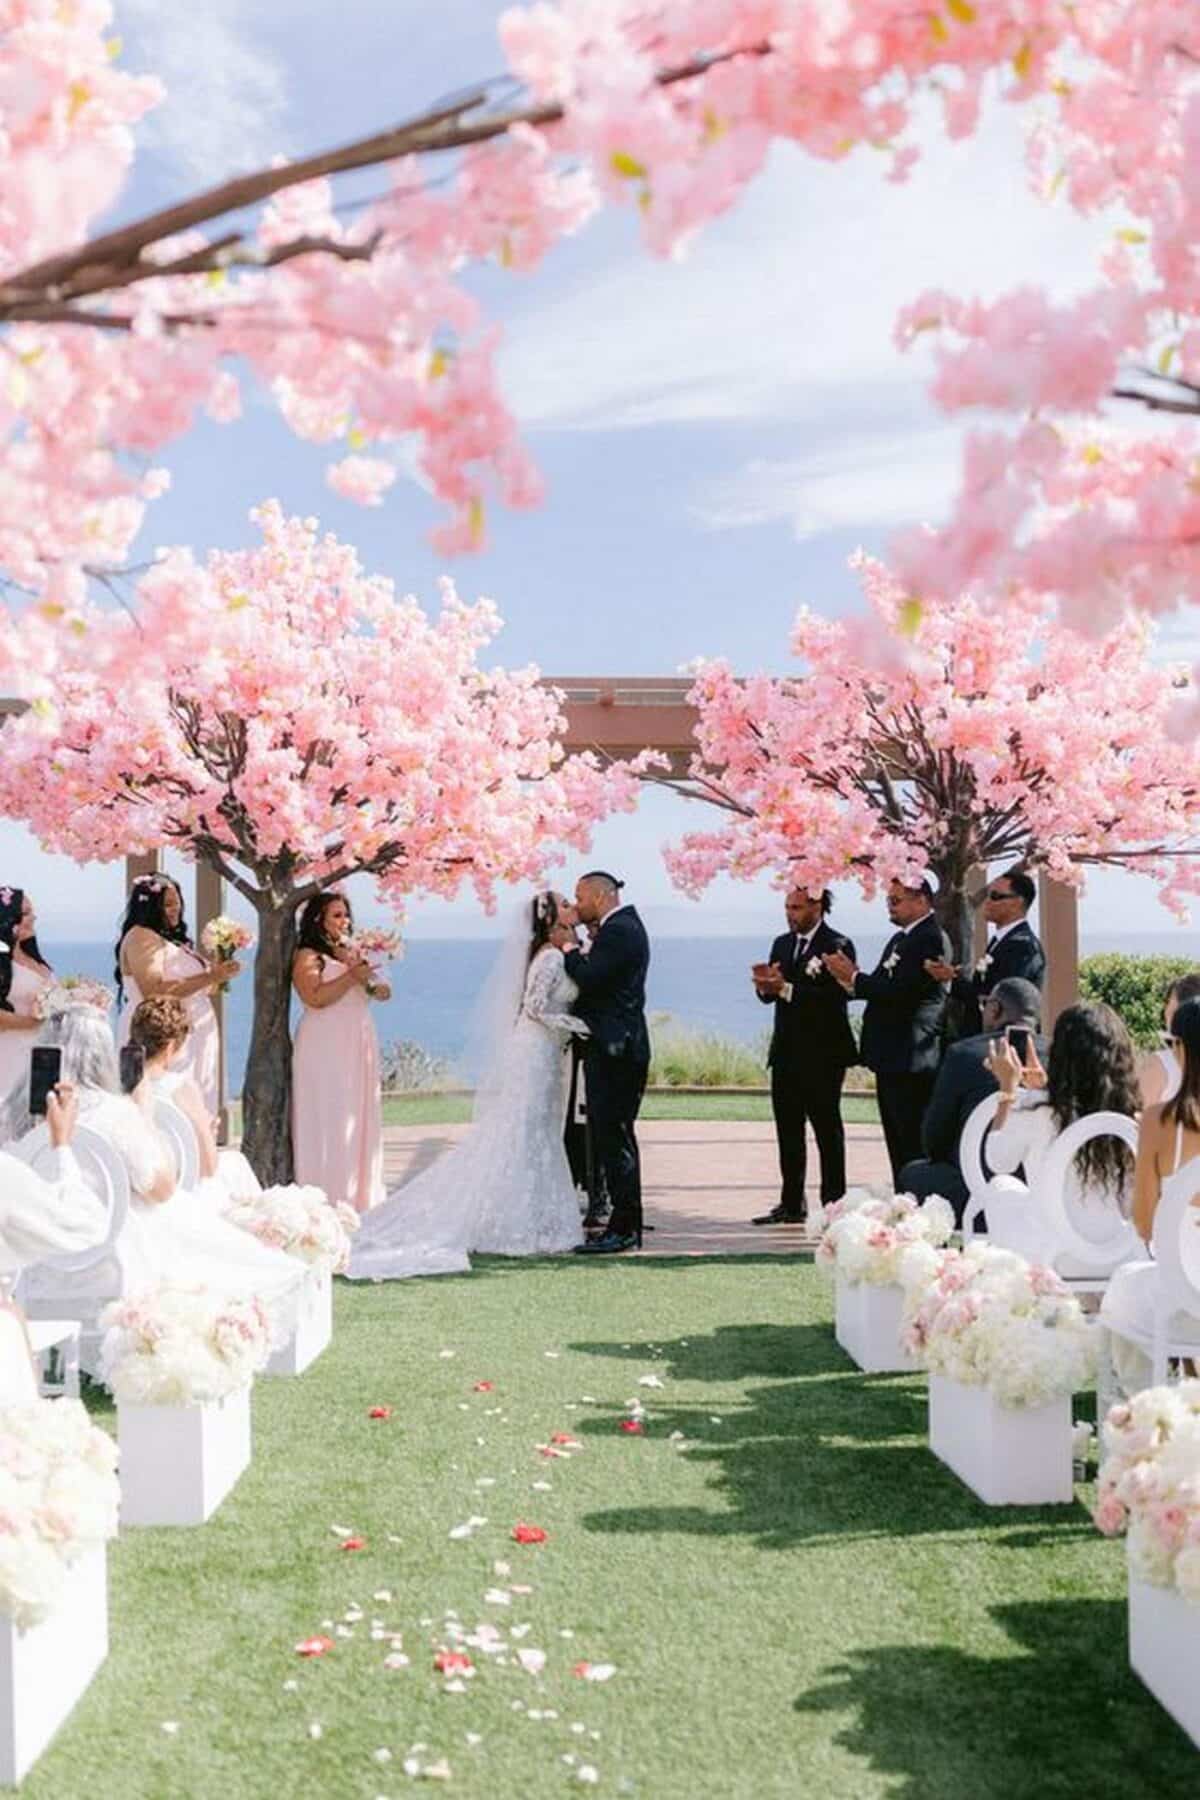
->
<box><xmin>382</xmin><ymin>1118</ymin><xmax>893</xmax><ymax>1256</ymax></box>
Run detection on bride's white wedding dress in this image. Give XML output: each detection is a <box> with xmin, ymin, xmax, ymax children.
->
<box><xmin>347</xmin><ymin>946</ymin><xmax>588</xmax><ymax>1280</ymax></box>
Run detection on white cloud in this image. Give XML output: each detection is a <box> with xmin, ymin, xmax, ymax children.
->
<box><xmin>117</xmin><ymin>2</ymin><xmax>290</xmax><ymax>184</ymax></box>
<box><xmin>499</xmin><ymin>96</ymin><xmax>1113</xmax><ymax>435</ymax></box>
<box><xmin>692</xmin><ymin>421</ymin><xmax>965</xmax><ymax>539</ymax></box>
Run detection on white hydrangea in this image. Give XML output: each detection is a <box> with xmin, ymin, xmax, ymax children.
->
<box><xmin>0</xmin><ymin>1400</ymin><xmax>120</xmax><ymax>1627</ymax></box>
<box><xmin>223</xmin><ymin>1184</ymin><xmax>357</xmax><ymax>1274</ymax></box>
<box><xmin>817</xmin><ymin>1191</ymin><xmax>955</xmax><ymax>1286</ymax></box>
<box><xmin>1093</xmin><ymin>1379</ymin><xmax>1200</xmax><ymax>1603</ymax></box>
<box><xmin>99</xmin><ymin>1283</ymin><xmax>270</xmax><ymax>1406</ymax></box>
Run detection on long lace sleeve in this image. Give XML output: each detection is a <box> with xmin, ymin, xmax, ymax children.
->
<box><xmin>522</xmin><ymin>951</ymin><xmax>590</xmax><ymax>1041</ymax></box>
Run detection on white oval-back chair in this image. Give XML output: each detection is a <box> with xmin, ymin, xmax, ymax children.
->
<box><xmin>153</xmin><ymin>1097</ymin><xmax>200</xmax><ymax>1191</ymax></box>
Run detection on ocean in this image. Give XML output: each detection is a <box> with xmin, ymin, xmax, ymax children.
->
<box><xmin>43</xmin><ymin>931</ymin><xmax>1199</xmax><ymax>1093</ymax></box>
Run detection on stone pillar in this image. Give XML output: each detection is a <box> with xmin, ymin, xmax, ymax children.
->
<box><xmin>1041</xmin><ymin>878</ymin><xmax>1080</xmax><ymax>1029</ymax></box>
<box><xmin>194</xmin><ymin>863</ymin><xmax>228</xmax><ymax>1144</ymax></box>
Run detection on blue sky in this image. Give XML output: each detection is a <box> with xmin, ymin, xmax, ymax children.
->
<box><xmin>3</xmin><ymin>1</ymin><xmax>1199</xmax><ymax>947</ymax></box>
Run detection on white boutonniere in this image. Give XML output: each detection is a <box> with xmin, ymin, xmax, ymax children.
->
<box><xmin>882</xmin><ymin>951</ymin><xmax>900</xmax><ymax>975</ymax></box>
<box><xmin>974</xmin><ymin>953</ymin><xmax>992</xmax><ymax>977</ymax></box>
<box><xmin>804</xmin><ymin>959</ymin><xmax>823</xmax><ymax>979</ymax></box>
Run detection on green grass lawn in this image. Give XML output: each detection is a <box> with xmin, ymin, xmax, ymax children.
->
<box><xmin>380</xmin><ymin>1092</ymin><xmax>880</xmax><ymax>1127</ymax></box>
<box><xmin>29</xmin><ymin>1262</ymin><xmax>1196</xmax><ymax>1800</ymax></box>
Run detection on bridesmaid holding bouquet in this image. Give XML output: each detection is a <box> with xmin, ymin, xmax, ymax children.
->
<box><xmin>291</xmin><ymin>891</ymin><xmax>391</xmax><ymax>1214</ymax></box>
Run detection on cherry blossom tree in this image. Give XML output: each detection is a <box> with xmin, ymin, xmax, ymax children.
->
<box><xmin>5</xmin><ymin>0</ymin><xmax>1200</xmax><ymax>681</ymax></box>
<box><xmin>656</xmin><ymin>555</ymin><xmax>1200</xmax><ymax>971</ymax></box>
<box><xmin>0</xmin><ymin>501</ymin><xmax>632</xmax><ymax>1181</ymax></box>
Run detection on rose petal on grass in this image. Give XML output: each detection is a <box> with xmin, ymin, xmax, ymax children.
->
<box><xmin>384</xmin><ymin>1652</ymin><xmax>411</xmax><ymax>1670</ymax></box>
<box><xmin>532</xmin><ymin>1480</ymin><xmax>552</xmax><ymax>1492</ymax></box>
<box><xmin>637</xmin><ymin>1375</ymin><xmax>664</xmax><ymax>1388</ymax></box>
<box><xmin>295</xmin><ymin>1636</ymin><xmax>334</xmax><ymax>1657</ymax></box>
<box><xmin>517</xmin><ymin>1648</ymin><xmax>547</xmax><ymax>1675</ymax></box>
<box><xmin>368</xmin><ymin>1405</ymin><xmax>392</xmax><ymax>1419</ymax></box>
<box><xmin>573</xmin><ymin>1662</ymin><xmax>616</xmax><ymax>1682</ymax></box>
<box><xmin>511</xmin><ymin>1624</ymin><xmax>532</xmax><ymax>1640</ymax></box>
<box><xmin>619</xmin><ymin>1419</ymin><xmax>645</xmax><ymax>1435</ymax></box>
<box><xmin>511</xmin><ymin>1523</ymin><xmax>547</xmax><ymax>1544</ymax></box>
<box><xmin>550</xmin><ymin>1433</ymin><xmax>581</xmax><ymax>1447</ymax></box>
<box><xmin>433</xmin><ymin>1651</ymin><xmax>474</xmax><ymax>1675</ymax></box>
<box><xmin>483</xmin><ymin>1588</ymin><xmax>511</xmax><ymax>1606</ymax></box>
<box><xmin>307</xmin><ymin>1722</ymin><xmax>323</xmax><ymax>1740</ymax></box>
<box><xmin>438</xmin><ymin>1349</ymin><xmax>456</xmax><ymax>1359</ymax></box>
<box><xmin>577</xmin><ymin>1766</ymin><xmax>600</xmax><ymax>1785</ymax></box>
<box><xmin>340</xmin><ymin>1536</ymin><xmax>366</xmax><ymax>1552</ymax></box>
<box><xmin>473</xmin><ymin>1381</ymin><xmax>494</xmax><ymax>1392</ymax></box>
<box><xmin>160</xmin><ymin>1721</ymin><xmax>180</xmax><ymax>1736</ymax></box>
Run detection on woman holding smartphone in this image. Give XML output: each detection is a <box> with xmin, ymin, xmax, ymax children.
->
<box><xmin>982</xmin><ymin>1001</ymin><xmax>1141</xmax><ymax>1267</ymax></box>
<box><xmin>0</xmin><ymin>887</ymin><xmax>53</xmax><ymax>1141</ymax></box>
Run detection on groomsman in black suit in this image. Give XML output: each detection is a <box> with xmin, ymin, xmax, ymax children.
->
<box><xmin>824</xmin><ymin>877</ymin><xmax>952</xmax><ymax>1187</ymax></box>
<box><xmin>750</xmin><ymin>888</ymin><xmax>857</xmax><ymax>1225</ymax></box>
<box><xmin>924</xmin><ymin>868</ymin><xmax>1046</xmax><ymax>1039</ymax></box>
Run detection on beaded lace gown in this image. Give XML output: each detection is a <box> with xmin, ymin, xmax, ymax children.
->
<box><xmin>348</xmin><ymin>947</ymin><xmax>587</xmax><ymax>1280</ymax></box>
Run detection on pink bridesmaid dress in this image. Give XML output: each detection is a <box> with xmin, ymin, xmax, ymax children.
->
<box><xmin>119</xmin><ymin>939</ymin><xmax>221</xmax><ymax>1120</ymax></box>
<box><xmin>0</xmin><ymin>961</ymin><xmax>51</xmax><ymax>1133</ymax></box>
<box><xmin>292</xmin><ymin>956</ymin><xmax>385</xmax><ymax>1213</ymax></box>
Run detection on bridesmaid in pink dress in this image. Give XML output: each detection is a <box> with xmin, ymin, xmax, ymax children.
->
<box><xmin>291</xmin><ymin>891</ymin><xmax>388</xmax><ymax>1214</ymax></box>
<box><xmin>115</xmin><ymin>875</ymin><xmax>244</xmax><ymax>1124</ymax></box>
<box><xmin>0</xmin><ymin>887</ymin><xmax>53</xmax><ymax>1136</ymax></box>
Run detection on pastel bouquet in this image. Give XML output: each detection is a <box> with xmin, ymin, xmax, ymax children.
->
<box><xmin>817</xmin><ymin>1190</ymin><xmax>956</xmax><ymax>1286</ymax></box>
<box><xmin>349</xmin><ymin>925</ymin><xmax>404</xmax><ymax>964</ymax></box>
<box><xmin>33</xmin><ymin>976</ymin><xmax>114</xmax><ymax>1021</ymax></box>
<box><xmin>0</xmin><ymin>1399</ymin><xmax>120</xmax><ymax>1628</ymax></box>
<box><xmin>98</xmin><ymin>1283</ymin><xmax>270</xmax><ymax>1406</ymax></box>
<box><xmin>223</xmin><ymin>1184</ymin><xmax>359</xmax><ymax>1274</ymax></box>
<box><xmin>900</xmin><ymin>1242</ymin><xmax>1095</xmax><ymax>1408</ymax></box>
<box><xmin>199</xmin><ymin>916</ymin><xmax>254</xmax><ymax>963</ymax></box>
<box><xmin>1094</xmin><ymin>1381</ymin><xmax>1200</xmax><ymax>1602</ymax></box>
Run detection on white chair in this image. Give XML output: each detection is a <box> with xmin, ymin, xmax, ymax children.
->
<box><xmin>13</xmin><ymin>1125</ymin><xmax>133</xmax><ymax>1373</ymax></box>
<box><xmin>965</xmin><ymin>1110</ymin><xmax>1142</xmax><ymax>1295</ymax></box>
<box><xmin>0</xmin><ymin>1295</ymin><xmax>40</xmax><ymax>1405</ymax></box>
<box><xmin>1098</xmin><ymin>1159</ymin><xmax>1200</xmax><ymax>1410</ymax></box>
<box><xmin>153</xmin><ymin>1097</ymin><xmax>200</xmax><ymax>1190</ymax></box>
<box><xmin>960</xmin><ymin>1092</ymin><xmax>1002</xmax><ymax>1240</ymax></box>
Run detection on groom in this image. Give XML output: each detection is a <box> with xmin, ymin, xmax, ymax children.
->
<box><xmin>564</xmin><ymin>871</ymin><xmax>651</xmax><ymax>1255</ymax></box>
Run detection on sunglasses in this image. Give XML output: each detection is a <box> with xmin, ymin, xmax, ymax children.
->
<box><xmin>986</xmin><ymin>889</ymin><xmax>1017</xmax><ymax>901</ymax></box>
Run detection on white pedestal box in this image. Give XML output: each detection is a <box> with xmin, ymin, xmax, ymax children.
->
<box><xmin>118</xmin><ymin>1386</ymin><xmax>252</xmax><ymax>1526</ymax></box>
<box><xmin>1128</xmin><ymin>1567</ymin><xmax>1200</xmax><ymax>1748</ymax></box>
<box><xmin>928</xmin><ymin>1373</ymin><xmax>1074</xmax><ymax>1505</ymax></box>
<box><xmin>834</xmin><ymin>1277</ymin><xmax>916</xmax><ymax>1375</ymax></box>
<box><xmin>0</xmin><ymin>1547</ymin><xmax>107</xmax><ymax>1787</ymax></box>
<box><xmin>265</xmin><ymin>1268</ymin><xmax>331</xmax><ymax>1377</ymax></box>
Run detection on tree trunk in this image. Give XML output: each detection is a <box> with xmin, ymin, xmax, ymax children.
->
<box><xmin>241</xmin><ymin>901</ymin><xmax>297</xmax><ymax>1186</ymax></box>
<box><xmin>936</xmin><ymin>875</ymin><xmax>977</xmax><ymax>1044</ymax></box>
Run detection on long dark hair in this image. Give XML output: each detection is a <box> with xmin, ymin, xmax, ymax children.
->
<box><xmin>114</xmin><ymin>875</ymin><xmax>191</xmax><ymax>1003</ymax></box>
<box><xmin>528</xmin><ymin>892</ymin><xmax>560</xmax><ymax>966</ymax></box>
<box><xmin>1046</xmin><ymin>1002</ymin><xmax>1139</xmax><ymax>1197</ymax></box>
<box><xmin>297</xmin><ymin>890</ymin><xmax>353</xmax><ymax>961</ymax></box>
<box><xmin>0</xmin><ymin>886</ymin><xmax>51</xmax><ymax>1015</ymax></box>
<box><xmin>1165</xmin><ymin>972</ymin><xmax>1200</xmax><ymax>1021</ymax></box>
<box><xmin>1164</xmin><ymin>998</ymin><xmax>1200</xmax><ymax>1137</ymax></box>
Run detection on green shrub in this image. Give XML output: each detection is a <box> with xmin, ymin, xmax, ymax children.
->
<box><xmin>1078</xmin><ymin>953</ymin><xmax>1199</xmax><ymax>1049</ymax></box>
<box><xmin>647</xmin><ymin>1013</ymin><xmax>768</xmax><ymax>1087</ymax></box>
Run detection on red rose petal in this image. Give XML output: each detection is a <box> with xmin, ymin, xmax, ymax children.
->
<box><xmin>572</xmin><ymin>1661</ymin><xmax>592</xmax><ymax>1678</ymax></box>
<box><xmin>473</xmin><ymin>1381</ymin><xmax>494</xmax><ymax>1392</ymax></box>
<box><xmin>619</xmin><ymin>1419</ymin><xmax>645</xmax><ymax>1435</ymax></box>
<box><xmin>433</xmin><ymin>1650</ymin><xmax>474</xmax><ymax>1674</ymax></box>
<box><xmin>550</xmin><ymin>1432</ymin><xmax>581</xmax><ymax>1446</ymax></box>
<box><xmin>368</xmin><ymin>1406</ymin><xmax>392</xmax><ymax>1420</ymax></box>
<box><xmin>295</xmin><ymin>1636</ymin><xmax>334</xmax><ymax>1658</ymax></box>
<box><xmin>340</xmin><ymin>1536</ymin><xmax>367</xmax><ymax>1551</ymax></box>
<box><xmin>511</xmin><ymin>1523</ymin><xmax>548</xmax><ymax>1545</ymax></box>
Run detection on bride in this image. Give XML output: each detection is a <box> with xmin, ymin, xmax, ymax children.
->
<box><xmin>348</xmin><ymin>892</ymin><xmax>590</xmax><ymax>1280</ymax></box>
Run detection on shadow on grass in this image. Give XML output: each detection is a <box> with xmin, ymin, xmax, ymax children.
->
<box><xmin>794</xmin><ymin>1597</ymin><xmax>1198</xmax><ymax>1798</ymax></box>
<box><xmin>572</xmin><ymin>1326</ymin><xmax>1092</xmax><ymax>1549</ymax></box>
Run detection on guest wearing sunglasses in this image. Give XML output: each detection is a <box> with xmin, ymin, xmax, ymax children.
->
<box><xmin>925</xmin><ymin>868</ymin><xmax>1045</xmax><ymax>1040</ymax></box>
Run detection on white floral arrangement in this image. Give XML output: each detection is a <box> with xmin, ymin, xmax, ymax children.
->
<box><xmin>0</xmin><ymin>1399</ymin><xmax>119</xmax><ymax>1628</ymax></box>
<box><xmin>98</xmin><ymin>1283</ymin><xmax>270</xmax><ymax>1406</ymax></box>
<box><xmin>1093</xmin><ymin>1381</ymin><xmax>1200</xmax><ymax>1603</ymax></box>
<box><xmin>816</xmin><ymin>1190</ymin><xmax>955</xmax><ymax>1286</ymax></box>
<box><xmin>199</xmin><ymin>915</ymin><xmax>254</xmax><ymax>962</ymax></box>
<box><xmin>223</xmin><ymin>1184</ymin><xmax>358</xmax><ymax>1274</ymax></box>
<box><xmin>899</xmin><ymin>1241</ymin><xmax>1095</xmax><ymax>1409</ymax></box>
<box><xmin>32</xmin><ymin>976</ymin><xmax>114</xmax><ymax>1020</ymax></box>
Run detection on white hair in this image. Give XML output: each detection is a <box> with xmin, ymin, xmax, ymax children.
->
<box><xmin>1</xmin><ymin>1004</ymin><xmax>120</xmax><ymax>1142</ymax></box>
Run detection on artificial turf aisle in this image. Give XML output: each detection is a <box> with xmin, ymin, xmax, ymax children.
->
<box><xmin>25</xmin><ymin>1259</ymin><xmax>1198</xmax><ymax>1799</ymax></box>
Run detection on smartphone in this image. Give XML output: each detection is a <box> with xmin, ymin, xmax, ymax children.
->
<box><xmin>28</xmin><ymin>1045</ymin><xmax>62</xmax><ymax>1117</ymax></box>
<box><xmin>1005</xmin><ymin>1025</ymin><xmax>1032</xmax><ymax>1063</ymax></box>
<box><xmin>119</xmin><ymin>1044</ymin><xmax>145</xmax><ymax>1095</ymax></box>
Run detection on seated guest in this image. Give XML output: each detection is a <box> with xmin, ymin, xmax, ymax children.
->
<box><xmin>924</xmin><ymin>868</ymin><xmax>1045</xmax><ymax>1040</ymax></box>
<box><xmin>982</xmin><ymin>1001</ymin><xmax>1140</xmax><ymax>1268</ymax></box>
<box><xmin>1139</xmin><ymin>972</ymin><xmax>1200</xmax><ymax>1107</ymax></box>
<box><xmin>0</xmin><ymin>1083</ymin><xmax>107</xmax><ymax>1268</ymax></box>
<box><xmin>7</xmin><ymin>996</ymin><xmax>300</xmax><ymax>1338</ymax></box>
<box><xmin>128</xmin><ymin>996</ymin><xmax>259</xmax><ymax>1202</ymax></box>
<box><xmin>899</xmin><ymin>977</ymin><xmax>1043</xmax><ymax>1222</ymax></box>
<box><xmin>1102</xmin><ymin>997</ymin><xmax>1200</xmax><ymax>1390</ymax></box>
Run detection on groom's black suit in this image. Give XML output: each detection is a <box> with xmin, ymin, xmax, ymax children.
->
<box><xmin>563</xmin><ymin>906</ymin><xmax>651</xmax><ymax>1243</ymax></box>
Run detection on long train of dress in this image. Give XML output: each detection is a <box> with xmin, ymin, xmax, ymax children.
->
<box><xmin>347</xmin><ymin>947</ymin><xmax>587</xmax><ymax>1280</ymax></box>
